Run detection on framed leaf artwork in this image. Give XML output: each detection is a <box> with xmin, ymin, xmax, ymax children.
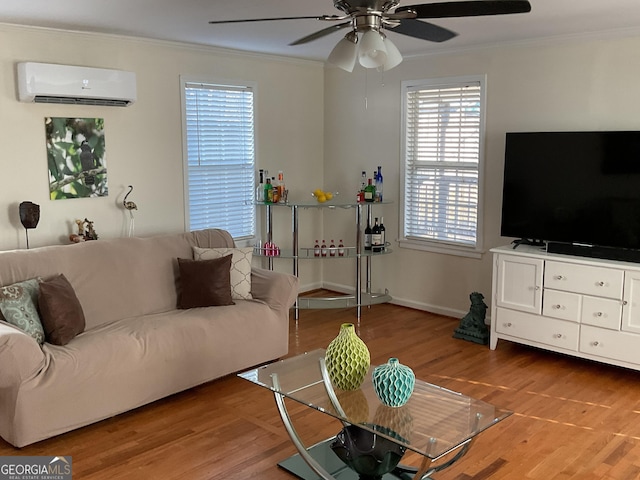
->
<box><xmin>45</xmin><ymin>117</ymin><xmax>107</xmax><ymax>199</ymax></box>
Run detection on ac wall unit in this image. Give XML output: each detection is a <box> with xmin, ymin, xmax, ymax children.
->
<box><xmin>17</xmin><ymin>62</ymin><xmax>136</xmax><ymax>107</ymax></box>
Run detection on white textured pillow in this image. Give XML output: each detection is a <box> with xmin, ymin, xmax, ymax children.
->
<box><xmin>192</xmin><ymin>246</ymin><xmax>253</xmax><ymax>300</ymax></box>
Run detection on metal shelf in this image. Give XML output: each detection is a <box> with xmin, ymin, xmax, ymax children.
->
<box><xmin>258</xmin><ymin>201</ymin><xmax>392</xmax><ymax>319</ymax></box>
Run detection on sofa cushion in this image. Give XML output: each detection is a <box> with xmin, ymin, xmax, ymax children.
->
<box><xmin>0</xmin><ymin>278</ymin><xmax>44</xmax><ymax>345</ymax></box>
<box><xmin>38</xmin><ymin>274</ymin><xmax>86</xmax><ymax>346</ymax></box>
<box><xmin>192</xmin><ymin>246</ymin><xmax>253</xmax><ymax>300</ymax></box>
<box><xmin>177</xmin><ymin>255</ymin><xmax>234</xmax><ymax>308</ymax></box>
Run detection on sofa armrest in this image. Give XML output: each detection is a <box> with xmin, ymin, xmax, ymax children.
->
<box><xmin>0</xmin><ymin>322</ymin><xmax>45</xmax><ymax>388</ymax></box>
<box><xmin>251</xmin><ymin>268</ymin><xmax>299</xmax><ymax>312</ymax></box>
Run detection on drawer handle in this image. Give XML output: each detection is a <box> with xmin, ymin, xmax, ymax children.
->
<box><xmin>592</xmin><ymin>341</ymin><xmax>600</xmax><ymax>347</ymax></box>
<box><xmin>553</xmin><ymin>304</ymin><xmax>563</xmax><ymax>310</ymax></box>
<box><xmin>554</xmin><ymin>333</ymin><xmax>563</xmax><ymax>339</ymax></box>
<box><xmin>554</xmin><ymin>275</ymin><xmax>565</xmax><ymax>280</ymax></box>
<box><xmin>596</xmin><ymin>312</ymin><xmax>603</xmax><ymax>317</ymax></box>
<box><xmin>623</xmin><ymin>300</ymin><xmax>628</xmax><ymax>306</ymax></box>
<box><xmin>597</xmin><ymin>281</ymin><xmax>605</xmax><ymax>287</ymax></box>
<box><xmin>504</xmin><ymin>322</ymin><xmax>512</xmax><ymax>328</ymax></box>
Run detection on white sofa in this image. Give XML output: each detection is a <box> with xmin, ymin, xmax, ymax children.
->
<box><xmin>0</xmin><ymin>229</ymin><xmax>298</xmax><ymax>447</ymax></box>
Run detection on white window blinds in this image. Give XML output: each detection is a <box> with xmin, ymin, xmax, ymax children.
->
<box><xmin>184</xmin><ymin>82</ymin><xmax>255</xmax><ymax>239</ymax></box>
<box><xmin>403</xmin><ymin>78</ymin><xmax>483</xmax><ymax>249</ymax></box>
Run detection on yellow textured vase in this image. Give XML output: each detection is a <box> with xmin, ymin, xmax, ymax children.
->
<box><xmin>325</xmin><ymin>323</ymin><xmax>371</xmax><ymax>391</ymax></box>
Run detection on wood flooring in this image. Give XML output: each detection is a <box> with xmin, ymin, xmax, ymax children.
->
<box><xmin>3</xmin><ymin>299</ymin><xmax>640</xmax><ymax>479</ymax></box>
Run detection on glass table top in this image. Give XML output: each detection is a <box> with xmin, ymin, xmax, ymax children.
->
<box><xmin>238</xmin><ymin>349</ymin><xmax>512</xmax><ymax>461</ymax></box>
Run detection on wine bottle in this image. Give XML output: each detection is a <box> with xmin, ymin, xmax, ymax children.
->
<box><xmin>338</xmin><ymin>239</ymin><xmax>345</xmax><ymax>256</ymax></box>
<box><xmin>358</xmin><ymin>170</ymin><xmax>367</xmax><ymax>202</ymax></box>
<box><xmin>375</xmin><ymin>166</ymin><xmax>383</xmax><ymax>202</ymax></box>
<box><xmin>372</xmin><ymin>217</ymin><xmax>382</xmax><ymax>253</ymax></box>
<box><xmin>364</xmin><ymin>218</ymin><xmax>372</xmax><ymax>251</ymax></box>
<box><xmin>314</xmin><ymin>240</ymin><xmax>320</xmax><ymax>257</ymax></box>
<box><xmin>270</xmin><ymin>176</ymin><xmax>279</xmax><ymax>203</ymax></box>
<box><xmin>379</xmin><ymin>216</ymin><xmax>386</xmax><ymax>252</ymax></box>
<box><xmin>321</xmin><ymin>240</ymin><xmax>327</xmax><ymax>257</ymax></box>
<box><xmin>364</xmin><ymin>178</ymin><xmax>376</xmax><ymax>203</ymax></box>
<box><xmin>329</xmin><ymin>239</ymin><xmax>336</xmax><ymax>256</ymax></box>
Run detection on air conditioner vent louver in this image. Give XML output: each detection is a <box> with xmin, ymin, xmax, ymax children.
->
<box><xmin>33</xmin><ymin>96</ymin><xmax>131</xmax><ymax>107</ymax></box>
<box><xmin>17</xmin><ymin>62</ymin><xmax>136</xmax><ymax>107</ymax></box>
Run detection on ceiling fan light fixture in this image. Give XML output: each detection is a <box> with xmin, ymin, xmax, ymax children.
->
<box><xmin>381</xmin><ymin>36</ymin><xmax>402</xmax><ymax>70</ymax></box>
<box><xmin>358</xmin><ymin>30</ymin><xmax>387</xmax><ymax>68</ymax></box>
<box><xmin>328</xmin><ymin>31</ymin><xmax>359</xmax><ymax>72</ymax></box>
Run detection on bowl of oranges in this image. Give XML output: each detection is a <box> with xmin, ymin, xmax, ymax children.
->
<box><xmin>312</xmin><ymin>189</ymin><xmax>338</xmax><ymax>203</ymax></box>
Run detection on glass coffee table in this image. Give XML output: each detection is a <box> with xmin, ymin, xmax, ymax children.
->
<box><xmin>239</xmin><ymin>349</ymin><xmax>511</xmax><ymax>480</ymax></box>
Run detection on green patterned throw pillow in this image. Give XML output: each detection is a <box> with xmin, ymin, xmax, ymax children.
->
<box><xmin>0</xmin><ymin>278</ymin><xmax>45</xmax><ymax>344</ymax></box>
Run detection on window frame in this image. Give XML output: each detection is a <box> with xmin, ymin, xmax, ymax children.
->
<box><xmin>399</xmin><ymin>74</ymin><xmax>486</xmax><ymax>259</ymax></box>
<box><xmin>180</xmin><ymin>76</ymin><xmax>258</xmax><ymax>246</ymax></box>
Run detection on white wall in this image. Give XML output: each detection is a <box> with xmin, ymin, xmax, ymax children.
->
<box><xmin>0</xmin><ymin>22</ymin><xmax>324</xmax><ymax>295</ymax></box>
<box><xmin>323</xmin><ymin>33</ymin><xmax>640</xmax><ymax>316</ymax></box>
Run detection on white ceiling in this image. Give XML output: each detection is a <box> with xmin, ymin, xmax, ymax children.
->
<box><xmin>2</xmin><ymin>0</ymin><xmax>640</xmax><ymax>63</ymax></box>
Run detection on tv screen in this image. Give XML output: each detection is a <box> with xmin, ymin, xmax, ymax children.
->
<box><xmin>501</xmin><ymin>131</ymin><xmax>640</xmax><ymax>260</ymax></box>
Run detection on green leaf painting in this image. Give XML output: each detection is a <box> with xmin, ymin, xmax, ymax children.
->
<box><xmin>45</xmin><ymin>117</ymin><xmax>107</xmax><ymax>199</ymax></box>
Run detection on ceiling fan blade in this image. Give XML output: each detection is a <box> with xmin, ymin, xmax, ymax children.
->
<box><xmin>397</xmin><ymin>1</ymin><xmax>531</xmax><ymax>19</ymax></box>
<box><xmin>289</xmin><ymin>22</ymin><xmax>352</xmax><ymax>45</ymax></box>
<box><xmin>390</xmin><ymin>19</ymin><xmax>457</xmax><ymax>43</ymax></box>
<box><xmin>209</xmin><ymin>15</ymin><xmax>343</xmax><ymax>25</ymax></box>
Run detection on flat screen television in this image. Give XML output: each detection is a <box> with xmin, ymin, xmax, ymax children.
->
<box><xmin>501</xmin><ymin>131</ymin><xmax>640</xmax><ymax>262</ymax></box>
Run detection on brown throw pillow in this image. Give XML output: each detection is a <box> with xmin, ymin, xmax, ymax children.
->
<box><xmin>177</xmin><ymin>255</ymin><xmax>235</xmax><ymax>309</ymax></box>
<box><xmin>38</xmin><ymin>274</ymin><xmax>86</xmax><ymax>346</ymax></box>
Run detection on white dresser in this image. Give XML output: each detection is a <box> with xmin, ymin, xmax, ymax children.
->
<box><xmin>490</xmin><ymin>245</ymin><xmax>640</xmax><ymax>370</ymax></box>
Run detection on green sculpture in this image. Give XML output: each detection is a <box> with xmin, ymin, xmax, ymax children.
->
<box><xmin>453</xmin><ymin>292</ymin><xmax>489</xmax><ymax>345</ymax></box>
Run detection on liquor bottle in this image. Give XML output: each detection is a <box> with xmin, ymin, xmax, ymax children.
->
<box><xmin>372</xmin><ymin>217</ymin><xmax>382</xmax><ymax>253</ymax></box>
<box><xmin>256</xmin><ymin>169</ymin><xmax>265</xmax><ymax>202</ymax></box>
<box><xmin>264</xmin><ymin>177</ymin><xmax>273</xmax><ymax>203</ymax></box>
<box><xmin>364</xmin><ymin>179</ymin><xmax>376</xmax><ymax>203</ymax></box>
<box><xmin>358</xmin><ymin>170</ymin><xmax>367</xmax><ymax>202</ymax></box>
<box><xmin>277</xmin><ymin>170</ymin><xmax>285</xmax><ymax>203</ymax></box>
<box><xmin>364</xmin><ymin>218</ymin><xmax>372</xmax><ymax>251</ymax></box>
<box><xmin>379</xmin><ymin>216</ymin><xmax>386</xmax><ymax>252</ymax></box>
<box><xmin>270</xmin><ymin>177</ymin><xmax>279</xmax><ymax>203</ymax></box>
<box><xmin>338</xmin><ymin>239</ymin><xmax>345</xmax><ymax>256</ymax></box>
<box><xmin>375</xmin><ymin>166</ymin><xmax>383</xmax><ymax>202</ymax></box>
<box><xmin>321</xmin><ymin>240</ymin><xmax>328</xmax><ymax>257</ymax></box>
<box><xmin>329</xmin><ymin>239</ymin><xmax>336</xmax><ymax>256</ymax></box>
<box><xmin>314</xmin><ymin>240</ymin><xmax>320</xmax><ymax>257</ymax></box>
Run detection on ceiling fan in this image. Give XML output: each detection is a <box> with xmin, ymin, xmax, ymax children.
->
<box><xmin>209</xmin><ymin>0</ymin><xmax>532</xmax><ymax>71</ymax></box>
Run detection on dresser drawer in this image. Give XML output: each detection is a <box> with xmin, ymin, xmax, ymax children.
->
<box><xmin>581</xmin><ymin>296</ymin><xmax>622</xmax><ymax>330</ymax></box>
<box><xmin>580</xmin><ymin>325</ymin><xmax>640</xmax><ymax>366</ymax></box>
<box><xmin>542</xmin><ymin>289</ymin><xmax>581</xmax><ymax>322</ymax></box>
<box><xmin>495</xmin><ymin>308</ymin><xmax>579</xmax><ymax>351</ymax></box>
<box><xmin>544</xmin><ymin>261</ymin><xmax>623</xmax><ymax>299</ymax></box>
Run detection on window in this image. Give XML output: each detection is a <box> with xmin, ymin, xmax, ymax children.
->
<box><xmin>182</xmin><ymin>79</ymin><xmax>256</xmax><ymax>241</ymax></box>
<box><xmin>400</xmin><ymin>75</ymin><xmax>485</xmax><ymax>257</ymax></box>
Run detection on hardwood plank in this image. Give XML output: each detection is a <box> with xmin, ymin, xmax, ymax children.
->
<box><xmin>3</xmin><ymin>299</ymin><xmax>640</xmax><ymax>479</ymax></box>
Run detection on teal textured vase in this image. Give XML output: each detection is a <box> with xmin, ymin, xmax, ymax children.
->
<box><xmin>325</xmin><ymin>323</ymin><xmax>371</xmax><ymax>391</ymax></box>
<box><xmin>372</xmin><ymin>358</ymin><xmax>415</xmax><ymax>407</ymax></box>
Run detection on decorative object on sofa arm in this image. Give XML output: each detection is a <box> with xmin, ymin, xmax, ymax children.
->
<box><xmin>453</xmin><ymin>291</ymin><xmax>489</xmax><ymax>345</ymax></box>
<box><xmin>372</xmin><ymin>358</ymin><xmax>415</xmax><ymax>408</ymax></box>
<box><xmin>325</xmin><ymin>322</ymin><xmax>370</xmax><ymax>391</ymax></box>
<box><xmin>19</xmin><ymin>201</ymin><xmax>40</xmax><ymax>249</ymax></box>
